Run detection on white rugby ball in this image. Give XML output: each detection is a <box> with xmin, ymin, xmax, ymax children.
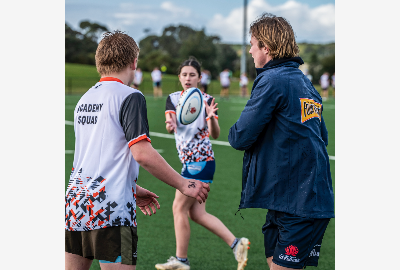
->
<box><xmin>176</xmin><ymin>87</ymin><xmax>203</xmax><ymax>125</ymax></box>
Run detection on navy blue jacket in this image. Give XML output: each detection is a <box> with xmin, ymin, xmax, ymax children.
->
<box><xmin>228</xmin><ymin>57</ymin><xmax>334</xmax><ymax>219</ymax></box>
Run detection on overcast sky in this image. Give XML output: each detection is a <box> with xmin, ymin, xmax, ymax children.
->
<box><xmin>65</xmin><ymin>0</ymin><xmax>335</xmax><ymax>44</ymax></box>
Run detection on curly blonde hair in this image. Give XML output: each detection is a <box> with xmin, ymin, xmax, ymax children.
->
<box><xmin>95</xmin><ymin>30</ymin><xmax>140</xmax><ymax>76</ymax></box>
<box><xmin>249</xmin><ymin>13</ymin><xmax>299</xmax><ymax>59</ymax></box>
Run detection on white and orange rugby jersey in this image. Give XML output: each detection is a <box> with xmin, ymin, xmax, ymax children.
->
<box><xmin>165</xmin><ymin>91</ymin><xmax>218</xmax><ymax>164</ymax></box>
<box><xmin>65</xmin><ymin>77</ymin><xmax>151</xmax><ymax>231</ymax></box>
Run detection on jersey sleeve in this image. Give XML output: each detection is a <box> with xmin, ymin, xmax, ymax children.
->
<box><xmin>165</xmin><ymin>95</ymin><xmax>176</xmax><ymax>115</ymax></box>
<box><xmin>119</xmin><ymin>92</ymin><xmax>151</xmax><ymax>148</ymax></box>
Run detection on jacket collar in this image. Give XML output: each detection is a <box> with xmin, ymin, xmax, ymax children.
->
<box><xmin>256</xmin><ymin>56</ymin><xmax>304</xmax><ymax>76</ymax></box>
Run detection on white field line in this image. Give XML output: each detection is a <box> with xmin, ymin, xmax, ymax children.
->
<box><xmin>65</xmin><ymin>121</ymin><xmax>334</xmax><ymax>160</ymax></box>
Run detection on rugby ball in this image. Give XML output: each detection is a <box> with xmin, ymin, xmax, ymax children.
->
<box><xmin>176</xmin><ymin>87</ymin><xmax>203</xmax><ymax>125</ymax></box>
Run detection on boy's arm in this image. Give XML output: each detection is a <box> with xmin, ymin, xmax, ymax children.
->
<box><xmin>136</xmin><ymin>184</ymin><xmax>160</xmax><ymax>216</ymax></box>
<box><xmin>131</xmin><ymin>140</ymin><xmax>210</xmax><ymax>203</ymax></box>
<box><xmin>228</xmin><ymin>78</ymin><xmax>284</xmax><ymax>150</ymax></box>
<box><xmin>321</xmin><ymin>115</ymin><xmax>329</xmax><ymax>146</ymax></box>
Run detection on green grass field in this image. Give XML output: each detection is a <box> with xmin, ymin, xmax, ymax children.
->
<box><xmin>65</xmin><ymin>63</ymin><xmax>335</xmax><ymax>98</ymax></box>
<box><xmin>65</xmin><ymin>64</ymin><xmax>335</xmax><ymax>270</ymax></box>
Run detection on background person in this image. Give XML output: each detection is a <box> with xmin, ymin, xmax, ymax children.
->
<box><xmin>155</xmin><ymin>57</ymin><xmax>250</xmax><ymax>270</ymax></box>
<box><xmin>132</xmin><ymin>67</ymin><xmax>143</xmax><ymax>90</ymax></box>
<box><xmin>228</xmin><ymin>13</ymin><xmax>334</xmax><ymax>270</ymax></box>
<box><xmin>200</xmin><ymin>69</ymin><xmax>211</xmax><ymax>94</ymax></box>
<box><xmin>320</xmin><ymin>71</ymin><xmax>330</xmax><ymax>101</ymax></box>
<box><xmin>151</xmin><ymin>66</ymin><xmax>163</xmax><ymax>98</ymax></box>
<box><xmin>219</xmin><ymin>68</ymin><xmax>230</xmax><ymax>99</ymax></box>
<box><xmin>331</xmin><ymin>72</ymin><xmax>335</xmax><ymax>98</ymax></box>
<box><xmin>65</xmin><ymin>31</ymin><xmax>210</xmax><ymax>270</ymax></box>
<box><xmin>303</xmin><ymin>68</ymin><xmax>313</xmax><ymax>82</ymax></box>
<box><xmin>239</xmin><ymin>72</ymin><xmax>249</xmax><ymax>98</ymax></box>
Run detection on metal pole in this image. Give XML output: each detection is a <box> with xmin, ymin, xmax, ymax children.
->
<box><xmin>240</xmin><ymin>0</ymin><xmax>248</xmax><ymax>75</ymax></box>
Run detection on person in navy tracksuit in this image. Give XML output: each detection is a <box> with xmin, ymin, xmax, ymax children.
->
<box><xmin>228</xmin><ymin>13</ymin><xmax>334</xmax><ymax>270</ymax></box>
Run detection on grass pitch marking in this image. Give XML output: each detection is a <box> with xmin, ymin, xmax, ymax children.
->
<box><xmin>66</xmin><ymin>121</ymin><xmax>334</xmax><ymax>160</ymax></box>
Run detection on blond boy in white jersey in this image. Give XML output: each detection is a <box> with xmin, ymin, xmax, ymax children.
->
<box><xmin>65</xmin><ymin>31</ymin><xmax>210</xmax><ymax>270</ymax></box>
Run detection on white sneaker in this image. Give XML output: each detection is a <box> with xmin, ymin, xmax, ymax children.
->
<box><xmin>233</xmin><ymin>238</ymin><xmax>250</xmax><ymax>270</ymax></box>
<box><xmin>155</xmin><ymin>256</ymin><xmax>190</xmax><ymax>270</ymax></box>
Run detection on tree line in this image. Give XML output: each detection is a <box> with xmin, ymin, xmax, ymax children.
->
<box><xmin>65</xmin><ymin>20</ymin><xmax>334</xmax><ymax>82</ymax></box>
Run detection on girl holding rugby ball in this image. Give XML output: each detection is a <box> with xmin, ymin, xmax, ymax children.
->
<box><xmin>156</xmin><ymin>57</ymin><xmax>249</xmax><ymax>270</ymax></box>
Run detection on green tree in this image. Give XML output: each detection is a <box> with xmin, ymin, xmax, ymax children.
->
<box><xmin>65</xmin><ymin>21</ymin><xmax>108</xmax><ymax>65</ymax></box>
<box><xmin>308</xmin><ymin>52</ymin><xmax>320</xmax><ymax>84</ymax></box>
<box><xmin>79</xmin><ymin>20</ymin><xmax>108</xmax><ymax>43</ymax></box>
<box><xmin>138</xmin><ymin>24</ymin><xmax>238</xmax><ymax>78</ymax></box>
<box><xmin>320</xmin><ymin>54</ymin><xmax>335</xmax><ymax>76</ymax></box>
<box><xmin>214</xmin><ymin>43</ymin><xmax>237</xmax><ymax>78</ymax></box>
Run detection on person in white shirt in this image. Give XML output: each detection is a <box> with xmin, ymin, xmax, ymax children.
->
<box><xmin>319</xmin><ymin>72</ymin><xmax>330</xmax><ymax>101</ymax></box>
<box><xmin>132</xmin><ymin>67</ymin><xmax>143</xmax><ymax>90</ymax></box>
<box><xmin>219</xmin><ymin>68</ymin><xmax>231</xmax><ymax>99</ymax></box>
<box><xmin>331</xmin><ymin>72</ymin><xmax>335</xmax><ymax>98</ymax></box>
<box><xmin>200</xmin><ymin>69</ymin><xmax>211</xmax><ymax>93</ymax></box>
<box><xmin>239</xmin><ymin>72</ymin><xmax>249</xmax><ymax>98</ymax></box>
<box><xmin>303</xmin><ymin>69</ymin><xmax>313</xmax><ymax>82</ymax></box>
<box><xmin>65</xmin><ymin>31</ymin><xmax>210</xmax><ymax>270</ymax></box>
<box><xmin>151</xmin><ymin>66</ymin><xmax>163</xmax><ymax>98</ymax></box>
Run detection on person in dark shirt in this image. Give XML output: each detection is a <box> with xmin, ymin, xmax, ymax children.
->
<box><xmin>228</xmin><ymin>13</ymin><xmax>334</xmax><ymax>270</ymax></box>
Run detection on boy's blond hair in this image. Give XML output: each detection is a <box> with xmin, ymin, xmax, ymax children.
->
<box><xmin>95</xmin><ymin>30</ymin><xmax>139</xmax><ymax>76</ymax></box>
<box><xmin>249</xmin><ymin>13</ymin><xmax>299</xmax><ymax>59</ymax></box>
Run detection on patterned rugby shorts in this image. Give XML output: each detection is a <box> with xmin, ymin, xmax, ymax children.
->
<box><xmin>263</xmin><ymin>210</ymin><xmax>330</xmax><ymax>269</ymax></box>
<box><xmin>181</xmin><ymin>159</ymin><xmax>215</xmax><ymax>183</ymax></box>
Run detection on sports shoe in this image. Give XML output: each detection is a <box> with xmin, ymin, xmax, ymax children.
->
<box><xmin>233</xmin><ymin>238</ymin><xmax>250</xmax><ymax>270</ymax></box>
<box><xmin>155</xmin><ymin>256</ymin><xmax>190</xmax><ymax>270</ymax></box>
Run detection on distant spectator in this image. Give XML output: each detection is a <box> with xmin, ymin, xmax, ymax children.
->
<box><xmin>331</xmin><ymin>72</ymin><xmax>335</xmax><ymax>98</ymax></box>
<box><xmin>320</xmin><ymin>72</ymin><xmax>330</xmax><ymax>101</ymax></box>
<box><xmin>304</xmin><ymin>69</ymin><xmax>313</xmax><ymax>82</ymax></box>
<box><xmin>219</xmin><ymin>68</ymin><xmax>231</xmax><ymax>99</ymax></box>
<box><xmin>151</xmin><ymin>67</ymin><xmax>163</xmax><ymax>98</ymax></box>
<box><xmin>239</xmin><ymin>72</ymin><xmax>249</xmax><ymax>98</ymax></box>
<box><xmin>132</xmin><ymin>67</ymin><xmax>143</xmax><ymax>90</ymax></box>
<box><xmin>200</xmin><ymin>69</ymin><xmax>211</xmax><ymax>93</ymax></box>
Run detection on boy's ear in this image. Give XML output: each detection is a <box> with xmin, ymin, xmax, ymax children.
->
<box><xmin>129</xmin><ymin>58</ymin><xmax>138</xmax><ymax>70</ymax></box>
<box><xmin>262</xmin><ymin>46</ymin><xmax>269</xmax><ymax>55</ymax></box>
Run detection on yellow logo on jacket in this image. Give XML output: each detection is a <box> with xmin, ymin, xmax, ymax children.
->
<box><xmin>300</xmin><ymin>98</ymin><xmax>322</xmax><ymax>123</ymax></box>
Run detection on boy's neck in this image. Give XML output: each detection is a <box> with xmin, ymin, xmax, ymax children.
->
<box><xmin>101</xmin><ymin>64</ymin><xmax>135</xmax><ymax>86</ymax></box>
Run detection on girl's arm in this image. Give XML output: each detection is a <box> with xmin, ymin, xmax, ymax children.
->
<box><xmin>204</xmin><ymin>98</ymin><xmax>220</xmax><ymax>139</ymax></box>
<box><xmin>165</xmin><ymin>112</ymin><xmax>177</xmax><ymax>134</ymax></box>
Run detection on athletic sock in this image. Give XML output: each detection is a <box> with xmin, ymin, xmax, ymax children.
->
<box><xmin>176</xmin><ymin>256</ymin><xmax>190</xmax><ymax>265</ymax></box>
<box><xmin>230</xmin><ymin>238</ymin><xmax>239</xmax><ymax>249</ymax></box>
